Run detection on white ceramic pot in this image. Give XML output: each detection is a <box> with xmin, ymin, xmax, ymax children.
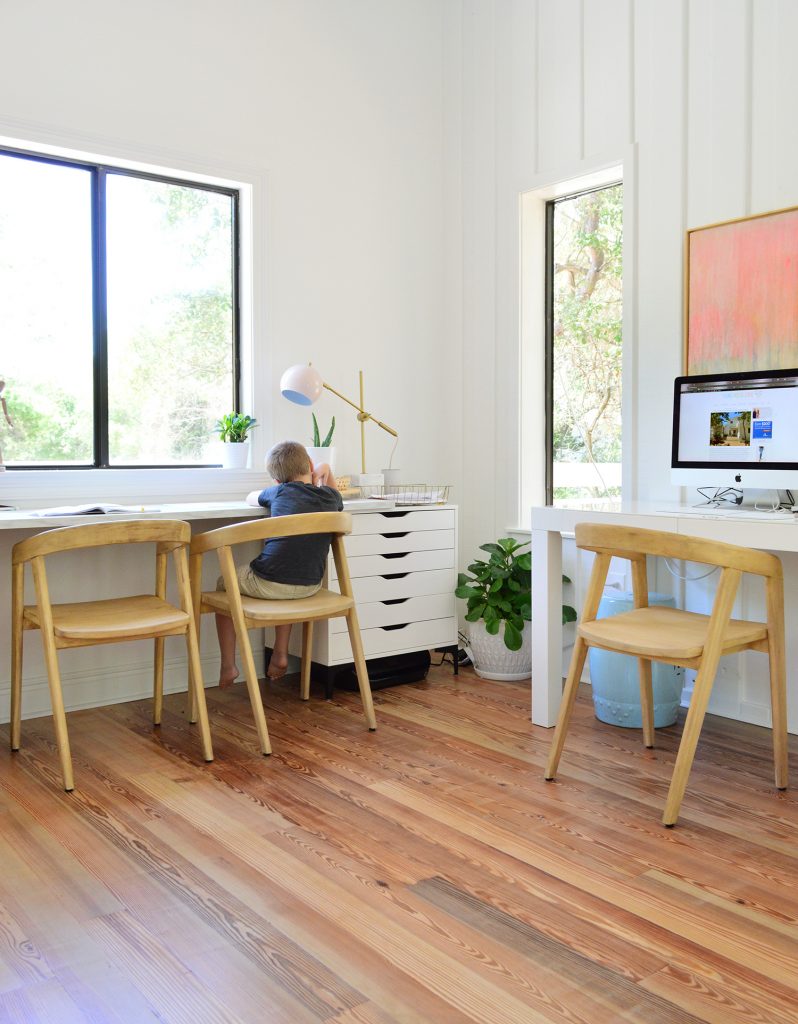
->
<box><xmin>221</xmin><ymin>441</ymin><xmax>251</xmax><ymax>469</ymax></box>
<box><xmin>469</xmin><ymin>619</ymin><xmax>532</xmax><ymax>681</ymax></box>
<box><xmin>306</xmin><ymin>446</ymin><xmax>336</xmax><ymax>474</ymax></box>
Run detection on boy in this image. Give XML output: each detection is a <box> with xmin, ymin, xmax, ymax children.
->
<box><xmin>216</xmin><ymin>440</ymin><xmax>343</xmax><ymax>687</ymax></box>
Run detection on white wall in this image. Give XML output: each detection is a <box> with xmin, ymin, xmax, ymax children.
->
<box><xmin>0</xmin><ymin>0</ymin><xmax>459</xmax><ymax>486</ymax></box>
<box><xmin>0</xmin><ymin>0</ymin><xmax>463</xmax><ymax>717</ymax></box>
<box><xmin>462</xmin><ymin>0</ymin><xmax>798</xmax><ymax>730</ymax></box>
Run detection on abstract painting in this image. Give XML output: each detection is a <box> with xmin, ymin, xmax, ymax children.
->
<box><xmin>685</xmin><ymin>206</ymin><xmax>798</xmax><ymax>375</ymax></box>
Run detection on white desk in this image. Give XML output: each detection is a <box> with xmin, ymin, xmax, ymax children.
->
<box><xmin>0</xmin><ymin>497</ymin><xmax>396</xmax><ymax>531</ymax></box>
<box><xmin>0</xmin><ymin>496</ymin><xmax>397</xmax><ymax>724</ymax></box>
<box><xmin>531</xmin><ymin>500</ymin><xmax>798</xmax><ymax>729</ymax></box>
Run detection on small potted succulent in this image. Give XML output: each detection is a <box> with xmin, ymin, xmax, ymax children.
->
<box><xmin>213</xmin><ymin>412</ymin><xmax>257</xmax><ymax>468</ymax></box>
<box><xmin>456</xmin><ymin>537</ymin><xmax>577</xmax><ymax>680</ymax></box>
<box><xmin>306</xmin><ymin>412</ymin><xmax>336</xmax><ymax>473</ymax></box>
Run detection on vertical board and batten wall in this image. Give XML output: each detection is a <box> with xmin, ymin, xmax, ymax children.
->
<box><xmin>461</xmin><ymin>0</ymin><xmax>798</xmax><ymax>730</ymax></box>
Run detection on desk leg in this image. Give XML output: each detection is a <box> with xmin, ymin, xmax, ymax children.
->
<box><xmin>531</xmin><ymin>527</ymin><xmax>563</xmax><ymax>727</ymax></box>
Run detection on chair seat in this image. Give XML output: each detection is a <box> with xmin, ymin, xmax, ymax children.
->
<box><xmin>579</xmin><ymin>605</ymin><xmax>768</xmax><ymax>661</ymax></box>
<box><xmin>23</xmin><ymin>595</ymin><xmax>190</xmax><ymax>641</ymax></box>
<box><xmin>201</xmin><ymin>586</ymin><xmax>354</xmax><ymax>625</ymax></box>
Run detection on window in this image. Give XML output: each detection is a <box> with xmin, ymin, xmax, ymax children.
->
<box><xmin>546</xmin><ymin>183</ymin><xmax>623</xmax><ymax>503</ymax></box>
<box><xmin>0</xmin><ymin>148</ymin><xmax>239</xmax><ymax>468</ymax></box>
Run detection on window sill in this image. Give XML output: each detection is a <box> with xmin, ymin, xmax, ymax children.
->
<box><xmin>0</xmin><ymin>466</ymin><xmax>267</xmax><ymax>510</ymax></box>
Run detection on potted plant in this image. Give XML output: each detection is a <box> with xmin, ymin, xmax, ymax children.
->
<box><xmin>213</xmin><ymin>412</ymin><xmax>257</xmax><ymax>469</ymax></box>
<box><xmin>306</xmin><ymin>412</ymin><xmax>336</xmax><ymax>473</ymax></box>
<box><xmin>456</xmin><ymin>538</ymin><xmax>577</xmax><ymax>681</ymax></box>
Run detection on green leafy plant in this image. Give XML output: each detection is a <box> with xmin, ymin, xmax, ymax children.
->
<box><xmin>214</xmin><ymin>412</ymin><xmax>257</xmax><ymax>443</ymax></box>
<box><xmin>456</xmin><ymin>538</ymin><xmax>577</xmax><ymax>652</ymax></box>
<box><xmin>311</xmin><ymin>412</ymin><xmax>335</xmax><ymax>447</ymax></box>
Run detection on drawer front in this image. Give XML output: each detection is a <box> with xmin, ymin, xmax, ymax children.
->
<box><xmin>350</xmin><ymin>508</ymin><xmax>455</xmax><ymax>535</ymax></box>
<box><xmin>330</xmin><ymin>617</ymin><xmax>458</xmax><ymax>661</ymax></box>
<box><xmin>345</xmin><ymin>529</ymin><xmax>454</xmax><ymax>558</ymax></box>
<box><xmin>331</xmin><ymin>593</ymin><xmax>454</xmax><ymax>633</ymax></box>
<box><xmin>331</xmin><ymin>548</ymin><xmax>455</xmax><ymax>580</ymax></box>
<box><xmin>344</xmin><ymin>568</ymin><xmax>455</xmax><ymax>603</ymax></box>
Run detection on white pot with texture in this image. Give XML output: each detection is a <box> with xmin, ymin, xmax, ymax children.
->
<box><xmin>468</xmin><ymin>620</ymin><xmax>532</xmax><ymax>681</ymax></box>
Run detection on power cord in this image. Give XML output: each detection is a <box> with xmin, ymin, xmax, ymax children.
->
<box><xmin>663</xmin><ymin>558</ymin><xmax>719</xmax><ymax>582</ymax></box>
<box><xmin>696</xmin><ymin>486</ymin><xmax>742</xmax><ymax>507</ymax></box>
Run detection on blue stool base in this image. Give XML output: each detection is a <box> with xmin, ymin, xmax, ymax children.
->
<box><xmin>589</xmin><ymin>591</ymin><xmax>683</xmax><ymax>730</ymax></box>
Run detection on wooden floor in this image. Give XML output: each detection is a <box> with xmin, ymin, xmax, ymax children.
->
<box><xmin>0</xmin><ymin>665</ymin><xmax>797</xmax><ymax>1024</ymax></box>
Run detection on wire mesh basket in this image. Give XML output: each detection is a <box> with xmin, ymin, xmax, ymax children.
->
<box><xmin>358</xmin><ymin>483</ymin><xmax>450</xmax><ymax>505</ymax></box>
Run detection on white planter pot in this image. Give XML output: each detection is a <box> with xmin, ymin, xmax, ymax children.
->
<box><xmin>220</xmin><ymin>441</ymin><xmax>251</xmax><ymax>469</ymax></box>
<box><xmin>468</xmin><ymin>620</ymin><xmax>531</xmax><ymax>681</ymax></box>
<box><xmin>306</xmin><ymin>446</ymin><xmax>336</xmax><ymax>474</ymax></box>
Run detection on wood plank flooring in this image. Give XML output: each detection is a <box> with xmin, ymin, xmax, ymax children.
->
<box><xmin>0</xmin><ymin>665</ymin><xmax>796</xmax><ymax>1023</ymax></box>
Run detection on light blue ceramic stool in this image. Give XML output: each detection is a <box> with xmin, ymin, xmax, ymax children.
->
<box><xmin>588</xmin><ymin>590</ymin><xmax>684</xmax><ymax>728</ymax></box>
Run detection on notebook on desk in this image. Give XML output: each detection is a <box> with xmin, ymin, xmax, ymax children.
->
<box><xmin>31</xmin><ymin>503</ymin><xmax>162</xmax><ymax>517</ymax></box>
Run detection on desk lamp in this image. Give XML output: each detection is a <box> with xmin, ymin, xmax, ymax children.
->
<box><xmin>280</xmin><ymin>364</ymin><xmax>397</xmax><ymax>474</ymax></box>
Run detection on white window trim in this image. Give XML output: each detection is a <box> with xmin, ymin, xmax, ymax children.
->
<box><xmin>0</xmin><ymin>120</ymin><xmax>270</xmax><ymax>507</ymax></box>
<box><xmin>518</xmin><ymin>145</ymin><xmax>637</xmax><ymax>523</ymax></box>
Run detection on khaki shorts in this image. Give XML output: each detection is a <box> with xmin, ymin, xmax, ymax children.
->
<box><xmin>216</xmin><ymin>564</ymin><xmax>321</xmax><ymax>601</ymax></box>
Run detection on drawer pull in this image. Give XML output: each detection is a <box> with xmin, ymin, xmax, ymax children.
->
<box><xmin>380</xmin><ymin>552</ymin><xmax>410</xmax><ymax>560</ymax></box>
<box><xmin>381</xmin><ymin>623</ymin><xmax>410</xmax><ymax>631</ymax></box>
<box><xmin>381</xmin><ymin>598</ymin><xmax>409</xmax><ymax>606</ymax></box>
<box><xmin>381</xmin><ymin>531</ymin><xmax>409</xmax><ymax>539</ymax></box>
<box><xmin>379</xmin><ymin>511</ymin><xmax>411</xmax><ymax>518</ymax></box>
<box><xmin>381</xmin><ymin>572</ymin><xmax>410</xmax><ymax>579</ymax></box>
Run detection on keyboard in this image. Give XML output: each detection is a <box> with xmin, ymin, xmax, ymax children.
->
<box><xmin>657</xmin><ymin>507</ymin><xmax>797</xmax><ymax>523</ymax></box>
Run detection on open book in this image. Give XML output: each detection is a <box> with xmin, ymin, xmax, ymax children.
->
<box><xmin>31</xmin><ymin>504</ymin><xmax>161</xmax><ymax>517</ymax></box>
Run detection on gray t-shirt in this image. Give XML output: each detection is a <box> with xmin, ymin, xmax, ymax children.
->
<box><xmin>250</xmin><ymin>481</ymin><xmax>344</xmax><ymax>585</ymax></box>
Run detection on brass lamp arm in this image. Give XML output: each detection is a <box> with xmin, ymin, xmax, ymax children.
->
<box><xmin>322</xmin><ymin>382</ymin><xmax>398</xmax><ymax>438</ymax></box>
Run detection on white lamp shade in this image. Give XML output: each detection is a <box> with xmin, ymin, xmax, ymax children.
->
<box><xmin>280</xmin><ymin>364</ymin><xmax>324</xmax><ymax>406</ymax></box>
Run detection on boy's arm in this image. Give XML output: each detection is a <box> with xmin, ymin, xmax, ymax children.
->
<box><xmin>312</xmin><ymin>462</ymin><xmax>333</xmax><ymax>487</ymax></box>
<box><xmin>248</xmin><ymin>484</ymin><xmax>279</xmax><ymax>509</ymax></box>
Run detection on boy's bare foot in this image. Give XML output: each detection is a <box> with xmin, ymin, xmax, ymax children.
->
<box><xmin>219</xmin><ymin>664</ymin><xmax>239</xmax><ymax>689</ymax></box>
<box><xmin>267</xmin><ymin>651</ymin><xmax>289</xmax><ymax>681</ymax></box>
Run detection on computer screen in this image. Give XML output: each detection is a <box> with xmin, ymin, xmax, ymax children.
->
<box><xmin>672</xmin><ymin>368</ymin><xmax>798</xmax><ymax>490</ymax></box>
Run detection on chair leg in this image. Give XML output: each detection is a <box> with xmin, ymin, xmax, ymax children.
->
<box><xmin>39</xmin><ymin>632</ymin><xmax>74</xmax><ymax>792</ymax></box>
<box><xmin>544</xmin><ymin>636</ymin><xmax>589</xmax><ymax>781</ymax></box>
<box><xmin>10</xmin><ymin>565</ymin><xmax>23</xmax><ymax>751</ymax></box>
<box><xmin>153</xmin><ymin>637</ymin><xmax>164</xmax><ymax>726</ymax></box>
<box><xmin>766</xmin><ymin>576</ymin><xmax>788</xmax><ymax>790</ymax></box>
<box><xmin>638</xmin><ymin>658</ymin><xmax>655</xmax><ymax>749</ymax></box>
<box><xmin>184</xmin><ymin>628</ymin><xmax>213</xmax><ymax>763</ymax></box>
<box><xmin>300</xmin><ymin>622</ymin><xmax>313</xmax><ymax>701</ymax></box>
<box><xmin>345</xmin><ymin>609</ymin><xmax>377</xmax><ymax>731</ymax></box>
<box><xmin>662</xmin><ymin>650</ymin><xmax>721</xmax><ymax>827</ymax></box>
<box><xmin>235</xmin><ymin>617</ymin><xmax>272</xmax><ymax>756</ymax></box>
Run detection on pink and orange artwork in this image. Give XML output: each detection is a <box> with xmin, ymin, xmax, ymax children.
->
<box><xmin>685</xmin><ymin>206</ymin><xmax>798</xmax><ymax>375</ymax></box>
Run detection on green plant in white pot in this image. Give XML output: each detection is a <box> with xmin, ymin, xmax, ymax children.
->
<box><xmin>306</xmin><ymin>412</ymin><xmax>336</xmax><ymax>473</ymax></box>
<box><xmin>213</xmin><ymin>412</ymin><xmax>257</xmax><ymax>468</ymax></box>
<box><xmin>456</xmin><ymin>538</ymin><xmax>577</xmax><ymax>681</ymax></box>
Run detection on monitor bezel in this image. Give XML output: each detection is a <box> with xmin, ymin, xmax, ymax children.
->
<box><xmin>672</xmin><ymin>366</ymin><xmax>798</xmax><ymax>472</ymax></box>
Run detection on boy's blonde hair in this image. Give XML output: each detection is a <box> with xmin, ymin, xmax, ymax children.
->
<box><xmin>266</xmin><ymin>440</ymin><xmax>312</xmax><ymax>482</ymax></box>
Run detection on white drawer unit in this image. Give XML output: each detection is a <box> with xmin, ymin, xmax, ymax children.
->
<box><xmin>281</xmin><ymin>504</ymin><xmax>458</xmax><ymax>684</ymax></box>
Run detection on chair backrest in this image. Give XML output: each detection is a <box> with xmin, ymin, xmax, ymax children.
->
<box><xmin>12</xmin><ymin>520</ymin><xmax>192</xmax><ymax>566</ymax></box>
<box><xmin>189</xmin><ymin>511</ymin><xmax>352</xmax><ymax>555</ymax></box>
<box><xmin>574</xmin><ymin>522</ymin><xmax>782</xmax><ymax>580</ymax></box>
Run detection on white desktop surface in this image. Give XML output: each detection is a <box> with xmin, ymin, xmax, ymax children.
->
<box><xmin>530</xmin><ymin>500</ymin><xmax>798</xmax><ymax>729</ymax></box>
<box><xmin>0</xmin><ymin>497</ymin><xmax>396</xmax><ymax>531</ymax></box>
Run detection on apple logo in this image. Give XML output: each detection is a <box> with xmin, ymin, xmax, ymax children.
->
<box><xmin>735</xmin><ymin>474</ymin><xmax>742</xmax><ymax>483</ymax></box>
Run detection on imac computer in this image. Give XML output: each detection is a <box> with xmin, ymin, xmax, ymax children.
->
<box><xmin>672</xmin><ymin>367</ymin><xmax>798</xmax><ymax>494</ymax></box>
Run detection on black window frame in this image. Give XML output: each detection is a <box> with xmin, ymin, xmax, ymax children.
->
<box><xmin>1</xmin><ymin>144</ymin><xmax>241</xmax><ymax>470</ymax></box>
<box><xmin>544</xmin><ymin>181</ymin><xmax>622</xmax><ymax>505</ymax></box>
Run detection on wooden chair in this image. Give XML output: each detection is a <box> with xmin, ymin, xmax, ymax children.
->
<box><xmin>544</xmin><ymin>523</ymin><xmax>788</xmax><ymax>826</ymax></box>
<box><xmin>189</xmin><ymin>511</ymin><xmax>377</xmax><ymax>755</ymax></box>
<box><xmin>11</xmin><ymin>520</ymin><xmax>213</xmax><ymax>791</ymax></box>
